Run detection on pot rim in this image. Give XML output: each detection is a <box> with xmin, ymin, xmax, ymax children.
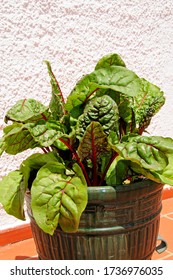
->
<box><xmin>87</xmin><ymin>179</ymin><xmax>164</xmax><ymax>204</ymax></box>
<box><xmin>25</xmin><ymin>179</ymin><xmax>164</xmax><ymax>204</ymax></box>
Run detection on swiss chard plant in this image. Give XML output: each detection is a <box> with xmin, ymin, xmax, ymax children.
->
<box><xmin>1</xmin><ymin>53</ymin><xmax>173</xmax><ymax>235</ymax></box>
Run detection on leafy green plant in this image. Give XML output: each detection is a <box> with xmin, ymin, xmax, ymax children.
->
<box><xmin>0</xmin><ymin>53</ymin><xmax>173</xmax><ymax>235</ymax></box>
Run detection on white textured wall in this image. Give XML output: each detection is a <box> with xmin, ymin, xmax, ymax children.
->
<box><xmin>0</xmin><ymin>0</ymin><xmax>173</xmax><ymax>228</ymax></box>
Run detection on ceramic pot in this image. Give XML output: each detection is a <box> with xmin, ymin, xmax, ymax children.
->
<box><xmin>25</xmin><ymin>180</ymin><xmax>164</xmax><ymax>260</ymax></box>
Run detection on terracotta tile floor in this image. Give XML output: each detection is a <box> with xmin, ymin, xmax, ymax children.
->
<box><xmin>0</xmin><ymin>197</ymin><xmax>173</xmax><ymax>260</ymax></box>
<box><xmin>152</xmin><ymin>197</ymin><xmax>173</xmax><ymax>260</ymax></box>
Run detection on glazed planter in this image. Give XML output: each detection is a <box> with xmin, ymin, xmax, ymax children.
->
<box><xmin>25</xmin><ymin>180</ymin><xmax>164</xmax><ymax>260</ymax></box>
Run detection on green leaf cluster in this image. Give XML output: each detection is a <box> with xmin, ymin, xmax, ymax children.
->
<box><xmin>0</xmin><ymin>53</ymin><xmax>172</xmax><ymax>234</ymax></box>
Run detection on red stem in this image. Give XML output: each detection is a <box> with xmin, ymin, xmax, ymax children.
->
<box><xmin>45</xmin><ymin>147</ymin><xmax>51</xmax><ymax>152</ymax></box>
<box><xmin>83</xmin><ymin>88</ymin><xmax>100</xmax><ymax>104</ymax></box>
<box><xmin>48</xmin><ymin>64</ymin><xmax>67</xmax><ymax>116</ymax></box>
<box><xmin>59</xmin><ymin>138</ymin><xmax>91</xmax><ymax>186</ymax></box>
<box><xmin>42</xmin><ymin>147</ymin><xmax>48</xmax><ymax>153</ymax></box>
<box><xmin>91</xmin><ymin>123</ymin><xmax>98</xmax><ymax>185</ymax></box>
<box><xmin>41</xmin><ymin>113</ymin><xmax>48</xmax><ymax>121</ymax></box>
<box><xmin>50</xmin><ymin>69</ymin><xmax>65</xmax><ymax>104</ymax></box>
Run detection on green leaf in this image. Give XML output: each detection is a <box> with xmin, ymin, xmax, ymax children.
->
<box><xmin>5</xmin><ymin>99</ymin><xmax>49</xmax><ymax>123</ymax></box>
<box><xmin>26</xmin><ymin>120</ymin><xmax>64</xmax><ymax>147</ymax></box>
<box><xmin>76</xmin><ymin>95</ymin><xmax>119</xmax><ymax>139</ymax></box>
<box><xmin>144</xmin><ymin>137</ymin><xmax>173</xmax><ymax>185</ymax></box>
<box><xmin>103</xmin><ymin>91</ymin><xmax>135</xmax><ymax>135</ymax></box>
<box><xmin>65</xmin><ymin>66</ymin><xmax>141</xmax><ymax>116</ymax></box>
<box><xmin>72</xmin><ymin>163</ymin><xmax>87</xmax><ymax>186</ymax></box>
<box><xmin>132</xmin><ymin>79</ymin><xmax>165</xmax><ymax>131</ymax></box>
<box><xmin>4</xmin><ymin>123</ymin><xmax>37</xmax><ymax>155</ymax></box>
<box><xmin>31</xmin><ymin>162</ymin><xmax>87</xmax><ymax>234</ymax></box>
<box><xmin>106</xmin><ymin>156</ymin><xmax>130</xmax><ymax>186</ymax></box>
<box><xmin>110</xmin><ymin>135</ymin><xmax>173</xmax><ymax>185</ymax></box>
<box><xmin>3</xmin><ymin>122</ymin><xmax>23</xmax><ymax>135</ymax></box>
<box><xmin>53</xmin><ymin>116</ymin><xmax>77</xmax><ymax>151</ymax></box>
<box><xmin>117</xmin><ymin>95</ymin><xmax>135</xmax><ymax>135</ymax></box>
<box><xmin>95</xmin><ymin>53</ymin><xmax>126</xmax><ymax>70</ymax></box>
<box><xmin>113</xmin><ymin>136</ymin><xmax>168</xmax><ymax>171</ymax></box>
<box><xmin>20</xmin><ymin>152</ymin><xmax>60</xmax><ymax>189</ymax></box>
<box><xmin>45</xmin><ymin>61</ymin><xmax>65</xmax><ymax>119</ymax></box>
<box><xmin>100</xmin><ymin>151</ymin><xmax>113</xmax><ymax>174</ymax></box>
<box><xmin>0</xmin><ymin>137</ymin><xmax>6</xmax><ymax>156</ymax></box>
<box><xmin>77</xmin><ymin>121</ymin><xmax>109</xmax><ymax>162</ymax></box>
<box><xmin>0</xmin><ymin>171</ymin><xmax>25</xmax><ymax>220</ymax></box>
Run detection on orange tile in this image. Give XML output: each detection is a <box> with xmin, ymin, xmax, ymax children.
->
<box><xmin>162</xmin><ymin>254</ymin><xmax>173</xmax><ymax>260</ymax></box>
<box><xmin>0</xmin><ymin>224</ymin><xmax>32</xmax><ymax>246</ymax></box>
<box><xmin>161</xmin><ymin>198</ymin><xmax>173</xmax><ymax>216</ymax></box>
<box><xmin>167</xmin><ymin>213</ymin><xmax>173</xmax><ymax>219</ymax></box>
<box><xmin>15</xmin><ymin>255</ymin><xmax>38</xmax><ymax>260</ymax></box>
<box><xmin>159</xmin><ymin>217</ymin><xmax>173</xmax><ymax>252</ymax></box>
<box><xmin>162</xmin><ymin>187</ymin><xmax>173</xmax><ymax>200</ymax></box>
<box><xmin>152</xmin><ymin>249</ymin><xmax>170</xmax><ymax>260</ymax></box>
<box><xmin>0</xmin><ymin>238</ymin><xmax>37</xmax><ymax>260</ymax></box>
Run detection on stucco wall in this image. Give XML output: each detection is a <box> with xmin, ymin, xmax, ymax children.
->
<box><xmin>0</xmin><ymin>0</ymin><xmax>173</xmax><ymax>229</ymax></box>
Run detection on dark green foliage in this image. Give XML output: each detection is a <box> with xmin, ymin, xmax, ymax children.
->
<box><xmin>0</xmin><ymin>53</ymin><xmax>172</xmax><ymax>234</ymax></box>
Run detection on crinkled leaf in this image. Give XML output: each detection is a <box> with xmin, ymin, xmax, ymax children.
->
<box><xmin>112</xmin><ymin>136</ymin><xmax>168</xmax><ymax>171</ymax></box>
<box><xmin>76</xmin><ymin>95</ymin><xmax>119</xmax><ymax>139</ymax></box>
<box><xmin>26</xmin><ymin>120</ymin><xmax>64</xmax><ymax>147</ymax></box>
<box><xmin>4</xmin><ymin>123</ymin><xmax>37</xmax><ymax>155</ymax></box>
<box><xmin>132</xmin><ymin>79</ymin><xmax>165</xmax><ymax>131</ymax></box>
<box><xmin>31</xmin><ymin>162</ymin><xmax>87</xmax><ymax>234</ymax></box>
<box><xmin>104</xmin><ymin>91</ymin><xmax>135</xmax><ymax>135</ymax></box>
<box><xmin>65</xmin><ymin>66</ymin><xmax>141</xmax><ymax>116</ymax></box>
<box><xmin>5</xmin><ymin>99</ymin><xmax>49</xmax><ymax>123</ymax></box>
<box><xmin>45</xmin><ymin>61</ymin><xmax>65</xmax><ymax>120</ymax></box>
<box><xmin>110</xmin><ymin>135</ymin><xmax>173</xmax><ymax>185</ymax></box>
<box><xmin>102</xmin><ymin>79</ymin><xmax>164</xmax><ymax>135</ymax></box>
<box><xmin>97</xmin><ymin>88</ymin><xmax>135</xmax><ymax>135</ymax></box>
<box><xmin>95</xmin><ymin>53</ymin><xmax>126</xmax><ymax>70</ymax></box>
<box><xmin>0</xmin><ymin>171</ymin><xmax>25</xmax><ymax>220</ymax></box>
<box><xmin>20</xmin><ymin>152</ymin><xmax>61</xmax><ymax>189</ymax></box>
<box><xmin>137</xmin><ymin>137</ymin><xmax>173</xmax><ymax>186</ymax></box>
<box><xmin>77</xmin><ymin>121</ymin><xmax>109</xmax><ymax>162</ymax></box>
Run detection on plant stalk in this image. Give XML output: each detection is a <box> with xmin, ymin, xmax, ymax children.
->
<box><xmin>91</xmin><ymin>123</ymin><xmax>98</xmax><ymax>186</ymax></box>
<box><xmin>41</xmin><ymin>147</ymin><xmax>48</xmax><ymax>153</ymax></box>
<box><xmin>59</xmin><ymin>138</ymin><xmax>92</xmax><ymax>186</ymax></box>
<box><xmin>99</xmin><ymin>152</ymin><xmax>119</xmax><ymax>186</ymax></box>
<box><xmin>83</xmin><ymin>88</ymin><xmax>100</xmax><ymax>104</ymax></box>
